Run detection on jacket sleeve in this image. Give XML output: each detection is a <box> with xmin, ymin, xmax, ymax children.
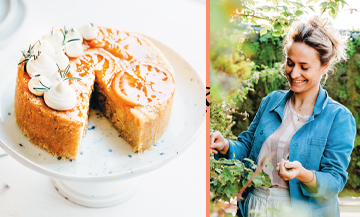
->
<box><xmin>300</xmin><ymin>110</ymin><xmax>356</xmax><ymax>199</ymax></box>
<box><xmin>215</xmin><ymin>93</ymin><xmax>271</xmax><ymax>161</ymax></box>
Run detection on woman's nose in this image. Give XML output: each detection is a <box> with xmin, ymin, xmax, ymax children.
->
<box><xmin>290</xmin><ymin>66</ymin><xmax>301</xmax><ymax>78</ymax></box>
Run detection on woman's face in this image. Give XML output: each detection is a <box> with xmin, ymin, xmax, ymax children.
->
<box><xmin>285</xmin><ymin>42</ymin><xmax>328</xmax><ymax>95</ymax></box>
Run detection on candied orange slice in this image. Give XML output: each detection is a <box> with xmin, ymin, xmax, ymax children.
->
<box><xmin>113</xmin><ymin>63</ymin><xmax>175</xmax><ymax>106</ymax></box>
<box><xmin>71</xmin><ymin>48</ymin><xmax>116</xmax><ymax>87</ymax></box>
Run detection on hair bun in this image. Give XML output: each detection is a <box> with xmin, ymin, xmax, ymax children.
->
<box><xmin>307</xmin><ymin>15</ymin><xmax>323</xmax><ymax>29</ymax></box>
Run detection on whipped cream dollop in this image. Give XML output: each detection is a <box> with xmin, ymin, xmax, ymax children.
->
<box><xmin>47</xmin><ymin>71</ymin><xmax>61</xmax><ymax>84</ymax></box>
<box><xmin>65</xmin><ymin>41</ymin><xmax>83</xmax><ymax>57</ymax></box>
<box><xmin>44</xmin><ymin>81</ymin><xmax>77</xmax><ymax>110</ymax></box>
<box><xmin>78</xmin><ymin>23</ymin><xmax>98</xmax><ymax>40</ymax></box>
<box><xmin>52</xmin><ymin>52</ymin><xmax>70</xmax><ymax>70</ymax></box>
<box><xmin>45</xmin><ymin>30</ymin><xmax>64</xmax><ymax>53</ymax></box>
<box><xmin>33</xmin><ymin>40</ymin><xmax>55</xmax><ymax>57</ymax></box>
<box><xmin>26</xmin><ymin>53</ymin><xmax>58</xmax><ymax>77</ymax></box>
<box><xmin>65</xmin><ymin>28</ymin><xmax>83</xmax><ymax>44</ymax></box>
<box><xmin>28</xmin><ymin>75</ymin><xmax>52</xmax><ymax>96</ymax></box>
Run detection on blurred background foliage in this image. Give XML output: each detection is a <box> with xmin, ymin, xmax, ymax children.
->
<box><xmin>210</xmin><ymin>0</ymin><xmax>358</xmax><ymax>216</ymax></box>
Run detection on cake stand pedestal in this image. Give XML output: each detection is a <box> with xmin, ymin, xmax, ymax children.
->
<box><xmin>52</xmin><ymin>177</ymin><xmax>141</xmax><ymax>208</ymax></box>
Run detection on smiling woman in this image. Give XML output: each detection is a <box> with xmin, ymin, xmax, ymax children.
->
<box><xmin>210</xmin><ymin>15</ymin><xmax>356</xmax><ymax>217</ymax></box>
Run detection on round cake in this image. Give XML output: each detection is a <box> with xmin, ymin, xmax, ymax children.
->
<box><xmin>14</xmin><ymin>24</ymin><xmax>176</xmax><ymax>160</ymax></box>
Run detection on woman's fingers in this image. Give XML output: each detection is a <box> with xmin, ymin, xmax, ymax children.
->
<box><xmin>210</xmin><ymin>131</ymin><xmax>224</xmax><ymax>151</ymax></box>
<box><xmin>279</xmin><ymin>159</ymin><xmax>286</xmax><ymax>174</ymax></box>
<box><xmin>210</xmin><ymin>131</ymin><xmax>219</xmax><ymax>147</ymax></box>
<box><xmin>210</xmin><ymin>149</ymin><xmax>218</xmax><ymax>154</ymax></box>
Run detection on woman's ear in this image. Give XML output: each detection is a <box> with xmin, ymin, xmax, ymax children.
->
<box><xmin>322</xmin><ymin>62</ymin><xmax>330</xmax><ymax>75</ymax></box>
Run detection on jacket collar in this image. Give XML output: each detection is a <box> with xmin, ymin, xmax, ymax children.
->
<box><xmin>270</xmin><ymin>85</ymin><xmax>329</xmax><ymax>120</ymax></box>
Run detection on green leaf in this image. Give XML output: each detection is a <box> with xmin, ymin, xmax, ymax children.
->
<box><xmin>215</xmin><ymin>168</ymin><xmax>222</xmax><ymax>174</ymax></box>
<box><xmin>260</xmin><ymin>28</ymin><xmax>268</xmax><ymax>36</ymax></box>
<box><xmin>306</xmin><ymin>0</ymin><xmax>313</xmax><ymax>4</ymax></box>
<box><xmin>272</xmin><ymin>0</ymin><xmax>279</xmax><ymax>7</ymax></box>
<box><xmin>225</xmin><ymin>185</ymin><xmax>236</xmax><ymax>198</ymax></box>
<box><xmin>266</xmin><ymin>162</ymin><xmax>274</xmax><ymax>170</ymax></box>
<box><xmin>252</xmin><ymin>176</ymin><xmax>262</xmax><ymax>187</ymax></box>
<box><xmin>261</xmin><ymin>24</ymin><xmax>272</xmax><ymax>30</ymax></box>
<box><xmin>248</xmin><ymin>0</ymin><xmax>255</xmax><ymax>6</ymax></box>
<box><xmin>244</xmin><ymin>158</ymin><xmax>255</xmax><ymax>165</ymax></box>
<box><xmin>295</xmin><ymin>10</ymin><xmax>303</xmax><ymax>16</ymax></box>
<box><xmin>328</xmin><ymin>8</ymin><xmax>338</xmax><ymax>19</ymax></box>
<box><xmin>273</xmin><ymin>22</ymin><xmax>282</xmax><ymax>31</ymax></box>
<box><xmin>222</xmin><ymin>167</ymin><xmax>235</xmax><ymax>183</ymax></box>
<box><xmin>320</xmin><ymin>2</ymin><xmax>328</xmax><ymax>8</ymax></box>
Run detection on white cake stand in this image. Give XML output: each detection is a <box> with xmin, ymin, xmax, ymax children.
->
<box><xmin>0</xmin><ymin>38</ymin><xmax>205</xmax><ymax>208</ymax></box>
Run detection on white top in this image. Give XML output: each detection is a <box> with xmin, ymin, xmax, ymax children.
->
<box><xmin>257</xmin><ymin>98</ymin><xmax>311</xmax><ymax>188</ymax></box>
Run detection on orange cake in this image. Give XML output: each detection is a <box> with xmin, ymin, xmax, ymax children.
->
<box><xmin>14</xmin><ymin>25</ymin><xmax>176</xmax><ymax>160</ymax></box>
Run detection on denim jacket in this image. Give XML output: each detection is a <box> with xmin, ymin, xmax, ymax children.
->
<box><xmin>216</xmin><ymin>86</ymin><xmax>356</xmax><ymax>217</ymax></box>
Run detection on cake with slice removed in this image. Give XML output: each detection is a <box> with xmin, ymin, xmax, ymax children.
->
<box><xmin>14</xmin><ymin>25</ymin><xmax>176</xmax><ymax>159</ymax></box>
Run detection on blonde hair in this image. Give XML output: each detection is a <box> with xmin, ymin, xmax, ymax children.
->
<box><xmin>283</xmin><ymin>15</ymin><xmax>347</xmax><ymax>83</ymax></box>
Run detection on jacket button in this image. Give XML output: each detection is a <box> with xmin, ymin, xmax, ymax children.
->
<box><xmin>260</xmin><ymin>130</ymin><xmax>264</xmax><ymax>135</ymax></box>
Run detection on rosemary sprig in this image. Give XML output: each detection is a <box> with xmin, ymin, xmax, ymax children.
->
<box><xmin>18</xmin><ymin>42</ymin><xmax>39</xmax><ymax>72</ymax></box>
<box><xmin>60</xmin><ymin>26</ymin><xmax>69</xmax><ymax>46</ymax></box>
<box><xmin>33</xmin><ymin>51</ymin><xmax>41</xmax><ymax>60</ymax></box>
<box><xmin>33</xmin><ymin>80</ymin><xmax>51</xmax><ymax>93</ymax></box>
<box><xmin>90</xmin><ymin>22</ymin><xmax>93</xmax><ymax>27</ymax></box>
<box><xmin>56</xmin><ymin>63</ymin><xmax>82</xmax><ymax>81</ymax></box>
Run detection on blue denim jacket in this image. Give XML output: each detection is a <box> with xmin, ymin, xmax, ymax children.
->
<box><xmin>216</xmin><ymin>86</ymin><xmax>356</xmax><ymax>217</ymax></box>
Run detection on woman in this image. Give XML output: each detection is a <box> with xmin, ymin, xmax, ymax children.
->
<box><xmin>210</xmin><ymin>15</ymin><xmax>356</xmax><ymax>217</ymax></box>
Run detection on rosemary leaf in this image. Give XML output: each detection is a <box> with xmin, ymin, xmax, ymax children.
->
<box><xmin>33</xmin><ymin>87</ymin><xmax>49</xmax><ymax>93</ymax></box>
<box><xmin>64</xmin><ymin>77</ymin><xmax>82</xmax><ymax>81</ymax></box>
<box><xmin>67</xmin><ymin>38</ymin><xmax>80</xmax><ymax>43</ymax></box>
<box><xmin>18</xmin><ymin>59</ymin><xmax>27</xmax><ymax>65</ymax></box>
<box><xmin>39</xmin><ymin>80</ymin><xmax>51</xmax><ymax>89</ymax></box>
<box><xmin>63</xmin><ymin>64</ymin><xmax>71</xmax><ymax>78</ymax></box>
<box><xmin>24</xmin><ymin>61</ymin><xmax>28</xmax><ymax>73</ymax></box>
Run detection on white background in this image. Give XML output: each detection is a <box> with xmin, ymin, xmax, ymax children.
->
<box><xmin>0</xmin><ymin>0</ymin><xmax>206</xmax><ymax>216</ymax></box>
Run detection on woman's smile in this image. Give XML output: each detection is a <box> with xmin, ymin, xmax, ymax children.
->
<box><xmin>291</xmin><ymin>79</ymin><xmax>307</xmax><ymax>84</ymax></box>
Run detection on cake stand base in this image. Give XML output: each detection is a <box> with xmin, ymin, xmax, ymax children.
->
<box><xmin>52</xmin><ymin>177</ymin><xmax>140</xmax><ymax>208</ymax></box>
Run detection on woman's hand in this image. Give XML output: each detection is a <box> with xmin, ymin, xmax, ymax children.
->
<box><xmin>210</xmin><ymin>131</ymin><xmax>229</xmax><ymax>155</ymax></box>
<box><xmin>276</xmin><ymin>159</ymin><xmax>318</xmax><ymax>188</ymax></box>
<box><xmin>276</xmin><ymin>159</ymin><xmax>303</xmax><ymax>181</ymax></box>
